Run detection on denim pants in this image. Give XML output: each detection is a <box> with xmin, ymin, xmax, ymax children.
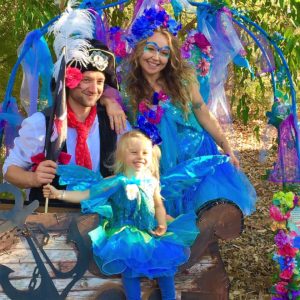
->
<box><xmin>122</xmin><ymin>275</ymin><xmax>176</xmax><ymax>300</ymax></box>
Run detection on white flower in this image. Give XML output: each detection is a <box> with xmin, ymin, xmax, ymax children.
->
<box><xmin>89</xmin><ymin>51</ymin><xmax>108</xmax><ymax>71</ymax></box>
<box><xmin>125</xmin><ymin>184</ymin><xmax>139</xmax><ymax>201</ymax></box>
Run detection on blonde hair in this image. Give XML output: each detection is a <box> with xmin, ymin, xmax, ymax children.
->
<box><xmin>125</xmin><ymin>28</ymin><xmax>197</xmax><ymax>121</ymax></box>
<box><xmin>113</xmin><ymin>130</ymin><xmax>161</xmax><ymax>180</ymax></box>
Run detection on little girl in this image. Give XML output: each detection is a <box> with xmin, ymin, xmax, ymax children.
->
<box><xmin>43</xmin><ymin>130</ymin><xmax>199</xmax><ymax>300</ymax></box>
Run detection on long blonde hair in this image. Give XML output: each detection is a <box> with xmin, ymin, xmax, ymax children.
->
<box><xmin>125</xmin><ymin>28</ymin><xmax>197</xmax><ymax>120</ymax></box>
<box><xmin>113</xmin><ymin>130</ymin><xmax>161</xmax><ymax>180</ymax></box>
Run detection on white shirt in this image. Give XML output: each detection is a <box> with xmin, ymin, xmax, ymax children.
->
<box><xmin>3</xmin><ymin>111</ymin><xmax>101</xmax><ymax>175</ymax></box>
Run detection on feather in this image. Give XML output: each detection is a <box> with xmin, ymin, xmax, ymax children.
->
<box><xmin>48</xmin><ymin>4</ymin><xmax>95</xmax><ymax>63</ymax></box>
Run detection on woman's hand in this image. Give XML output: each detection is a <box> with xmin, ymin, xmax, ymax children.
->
<box><xmin>227</xmin><ymin>152</ymin><xmax>240</xmax><ymax>169</ymax></box>
<box><xmin>150</xmin><ymin>225</ymin><xmax>167</xmax><ymax>236</ymax></box>
<box><xmin>43</xmin><ymin>184</ymin><xmax>62</xmax><ymax>199</ymax></box>
<box><xmin>100</xmin><ymin>87</ymin><xmax>127</xmax><ymax>134</ymax></box>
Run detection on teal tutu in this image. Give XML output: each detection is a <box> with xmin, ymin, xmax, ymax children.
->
<box><xmin>89</xmin><ymin>211</ymin><xmax>199</xmax><ymax>278</ymax></box>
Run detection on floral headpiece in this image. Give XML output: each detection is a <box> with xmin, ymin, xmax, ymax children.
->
<box><xmin>181</xmin><ymin>30</ymin><xmax>213</xmax><ymax>77</ymax></box>
<box><xmin>127</xmin><ymin>7</ymin><xmax>182</xmax><ymax>47</ymax></box>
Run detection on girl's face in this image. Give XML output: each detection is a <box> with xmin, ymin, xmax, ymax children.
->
<box><xmin>124</xmin><ymin>137</ymin><xmax>153</xmax><ymax>175</ymax></box>
<box><xmin>138</xmin><ymin>32</ymin><xmax>170</xmax><ymax>78</ymax></box>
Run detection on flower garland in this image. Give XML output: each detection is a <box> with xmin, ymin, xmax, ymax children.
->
<box><xmin>138</xmin><ymin>90</ymin><xmax>169</xmax><ymax>125</ymax></box>
<box><xmin>181</xmin><ymin>30</ymin><xmax>213</xmax><ymax>77</ymax></box>
<box><xmin>269</xmin><ymin>191</ymin><xmax>300</xmax><ymax>299</ymax></box>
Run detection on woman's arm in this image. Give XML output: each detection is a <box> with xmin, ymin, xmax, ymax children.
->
<box><xmin>43</xmin><ymin>184</ymin><xmax>89</xmax><ymax>204</ymax></box>
<box><xmin>152</xmin><ymin>187</ymin><xmax>167</xmax><ymax>236</ymax></box>
<box><xmin>100</xmin><ymin>86</ymin><xmax>127</xmax><ymax>134</ymax></box>
<box><xmin>190</xmin><ymin>83</ymin><xmax>239</xmax><ymax>168</ymax></box>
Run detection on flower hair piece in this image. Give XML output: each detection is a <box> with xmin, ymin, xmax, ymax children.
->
<box><xmin>127</xmin><ymin>7</ymin><xmax>182</xmax><ymax>47</ymax></box>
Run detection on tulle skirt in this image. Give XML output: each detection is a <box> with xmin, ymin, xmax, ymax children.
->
<box><xmin>89</xmin><ymin>212</ymin><xmax>199</xmax><ymax>278</ymax></box>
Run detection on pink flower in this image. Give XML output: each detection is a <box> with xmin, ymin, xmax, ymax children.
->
<box><xmin>278</xmin><ymin>244</ymin><xmax>298</xmax><ymax>257</ymax></box>
<box><xmin>269</xmin><ymin>205</ymin><xmax>290</xmax><ymax>222</ymax></box>
<box><xmin>239</xmin><ymin>49</ymin><xmax>247</xmax><ymax>56</ymax></box>
<box><xmin>115</xmin><ymin>42</ymin><xmax>127</xmax><ymax>58</ymax></box>
<box><xmin>202</xmin><ymin>46</ymin><xmax>213</xmax><ymax>57</ymax></box>
<box><xmin>197</xmin><ymin>58</ymin><xmax>210</xmax><ymax>76</ymax></box>
<box><xmin>279</xmin><ymin>269</ymin><xmax>294</xmax><ymax>280</ymax></box>
<box><xmin>275</xmin><ymin>281</ymin><xmax>288</xmax><ymax>294</ymax></box>
<box><xmin>158</xmin><ymin>90</ymin><xmax>168</xmax><ymax>101</ymax></box>
<box><xmin>194</xmin><ymin>33</ymin><xmax>211</xmax><ymax>50</ymax></box>
<box><xmin>66</xmin><ymin>67</ymin><xmax>83</xmax><ymax>89</ymax></box>
<box><xmin>138</xmin><ymin>101</ymin><xmax>149</xmax><ymax>114</ymax></box>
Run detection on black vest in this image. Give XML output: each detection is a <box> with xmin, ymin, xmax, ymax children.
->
<box><xmin>28</xmin><ymin>104</ymin><xmax>117</xmax><ymax>207</ymax></box>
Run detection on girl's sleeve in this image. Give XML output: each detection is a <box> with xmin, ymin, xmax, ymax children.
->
<box><xmin>81</xmin><ymin>174</ymin><xmax>126</xmax><ymax>216</ymax></box>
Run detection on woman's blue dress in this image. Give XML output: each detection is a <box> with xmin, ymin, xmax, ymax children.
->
<box><xmin>153</xmin><ymin>100</ymin><xmax>256</xmax><ymax>217</ymax></box>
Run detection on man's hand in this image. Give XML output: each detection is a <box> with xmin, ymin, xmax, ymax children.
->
<box><xmin>33</xmin><ymin>160</ymin><xmax>57</xmax><ymax>187</ymax></box>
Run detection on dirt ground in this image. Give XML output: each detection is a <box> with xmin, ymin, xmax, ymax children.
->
<box><xmin>220</xmin><ymin>120</ymin><xmax>280</xmax><ymax>299</ymax></box>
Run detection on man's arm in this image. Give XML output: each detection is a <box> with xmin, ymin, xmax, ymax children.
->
<box><xmin>190</xmin><ymin>83</ymin><xmax>240</xmax><ymax>168</ymax></box>
<box><xmin>3</xmin><ymin>112</ymin><xmax>57</xmax><ymax>188</ymax></box>
<box><xmin>4</xmin><ymin>161</ymin><xmax>57</xmax><ymax>189</ymax></box>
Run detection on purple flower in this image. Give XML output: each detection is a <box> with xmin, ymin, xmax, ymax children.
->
<box><xmin>274</xmin><ymin>230</ymin><xmax>290</xmax><ymax>248</ymax></box>
<box><xmin>194</xmin><ymin>33</ymin><xmax>211</xmax><ymax>50</ymax></box>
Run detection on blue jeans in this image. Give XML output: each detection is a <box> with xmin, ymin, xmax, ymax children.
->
<box><xmin>122</xmin><ymin>275</ymin><xmax>176</xmax><ymax>300</ymax></box>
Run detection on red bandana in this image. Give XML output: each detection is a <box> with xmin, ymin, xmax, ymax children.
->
<box><xmin>67</xmin><ymin>103</ymin><xmax>97</xmax><ymax>170</ymax></box>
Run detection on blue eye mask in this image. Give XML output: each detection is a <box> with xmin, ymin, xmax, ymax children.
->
<box><xmin>144</xmin><ymin>42</ymin><xmax>171</xmax><ymax>58</ymax></box>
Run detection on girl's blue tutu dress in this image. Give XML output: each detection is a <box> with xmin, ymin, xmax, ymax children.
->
<box><xmin>65</xmin><ymin>172</ymin><xmax>200</xmax><ymax>278</ymax></box>
<box><xmin>152</xmin><ymin>100</ymin><xmax>257</xmax><ymax>217</ymax></box>
<box><xmin>57</xmin><ymin>149</ymin><xmax>230</xmax><ymax>278</ymax></box>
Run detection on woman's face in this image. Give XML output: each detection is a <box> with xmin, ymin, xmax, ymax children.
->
<box><xmin>138</xmin><ymin>31</ymin><xmax>170</xmax><ymax>78</ymax></box>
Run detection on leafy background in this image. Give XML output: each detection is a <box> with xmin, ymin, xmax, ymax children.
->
<box><xmin>0</xmin><ymin>0</ymin><xmax>299</xmax><ymax>298</ymax></box>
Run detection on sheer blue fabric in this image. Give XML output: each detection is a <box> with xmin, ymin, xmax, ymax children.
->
<box><xmin>157</xmin><ymin>100</ymin><xmax>257</xmax><ymax>216</ymax></box>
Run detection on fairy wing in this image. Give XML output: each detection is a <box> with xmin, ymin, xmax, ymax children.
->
<box><xmin>161</xmin><ymin>154</ymin><xmax>229</xmax><ymax>204</ymax></box>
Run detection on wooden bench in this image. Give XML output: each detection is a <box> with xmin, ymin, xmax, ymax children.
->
<box><xmin>0</xmin><ymin>184</ymin><xmax>243</xmax><ymax>300</ymax></box>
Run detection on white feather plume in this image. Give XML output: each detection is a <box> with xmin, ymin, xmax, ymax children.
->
<box><xmin>48</xmin><ymin>1</ymin><xmax>95</xmax><ymax>62</ymax></box>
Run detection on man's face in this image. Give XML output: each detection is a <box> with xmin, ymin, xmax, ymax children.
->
<box><xmin>68</xmin><ymin>71</ymin><xmax>105</xmax><ymax>108</ymax></box>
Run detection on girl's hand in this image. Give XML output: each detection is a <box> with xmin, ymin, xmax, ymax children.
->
<box><xmin>43</xmin><ymin>184</ymin><xmax>61</xmax><ymax>199</ymax></box>
<box><xmin>150</xmin><ymin>225</ymin><xmax>167</xmax><ymax>236</ymax></box>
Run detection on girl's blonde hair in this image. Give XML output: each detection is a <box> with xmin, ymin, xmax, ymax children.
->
<box><xmin>113</xmin><ymin>130</ymin><xmax>161</xmax><ymax>180</ymax></box>
<box><xmin>125</xmin><ymin>28</ymin><xmax>197</xmax><ymax>121</ymax></box>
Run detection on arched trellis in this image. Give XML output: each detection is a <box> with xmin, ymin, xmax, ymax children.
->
<box><xmin>188</xmin><ymin>1</ymin><xmax>299</xmax><ymax>183</ymax></box>
<box><xmin>0</xmin><ymin>0</ymin><xmax>298</xmax><ymax>183</ymax></box>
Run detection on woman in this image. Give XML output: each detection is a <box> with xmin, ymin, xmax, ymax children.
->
<box><xmin>104</xmin><ymin>7</ymin><xmax>256</xmax><ymax>217</ymax></box>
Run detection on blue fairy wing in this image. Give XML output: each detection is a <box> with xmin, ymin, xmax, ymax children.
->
<box><xmin>81</xmin><ymin>174</ymin><xmax>126</xmax><ymax>216</ymax></box>
<box><xmin>57</xmin><ymin>165</ymin><xmax>103</xmax><ymax>191</ymax></box>
<box><xmin>161</xmin><ymin>155</ymin><xmax>229</xmax><ymax>199</ymax></box>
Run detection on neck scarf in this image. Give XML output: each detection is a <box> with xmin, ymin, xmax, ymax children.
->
<box><xmin>67</xmin><ymin>102</ymin><xmax>97</xmax><ymax>169</ymax></box>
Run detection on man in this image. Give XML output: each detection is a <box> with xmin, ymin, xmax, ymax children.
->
<box><xmin>3</xmin><ymin>40</ymin><xmax>128</xmax><ymax>207</ymax></box>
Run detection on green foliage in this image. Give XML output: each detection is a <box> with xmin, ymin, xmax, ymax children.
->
<box><xmin>0</xmin><ymin>0</ymin><xmax>298</xmax><ymax>133</ymax></box>
<box><xmin>228</xmin><ymin>0</ymin><xmax>300</xmax><ymax>125</ymax></box>
<box><xmin>0</xmin><ymin>1</ymin><xmax>59</xmax><ymax>100</ymax></box>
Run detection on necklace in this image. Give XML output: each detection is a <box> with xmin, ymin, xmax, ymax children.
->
<box><xmin>138</xmin><ymin>90</ymin><xmax>169</xmax><ymax>124</ymax></box>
